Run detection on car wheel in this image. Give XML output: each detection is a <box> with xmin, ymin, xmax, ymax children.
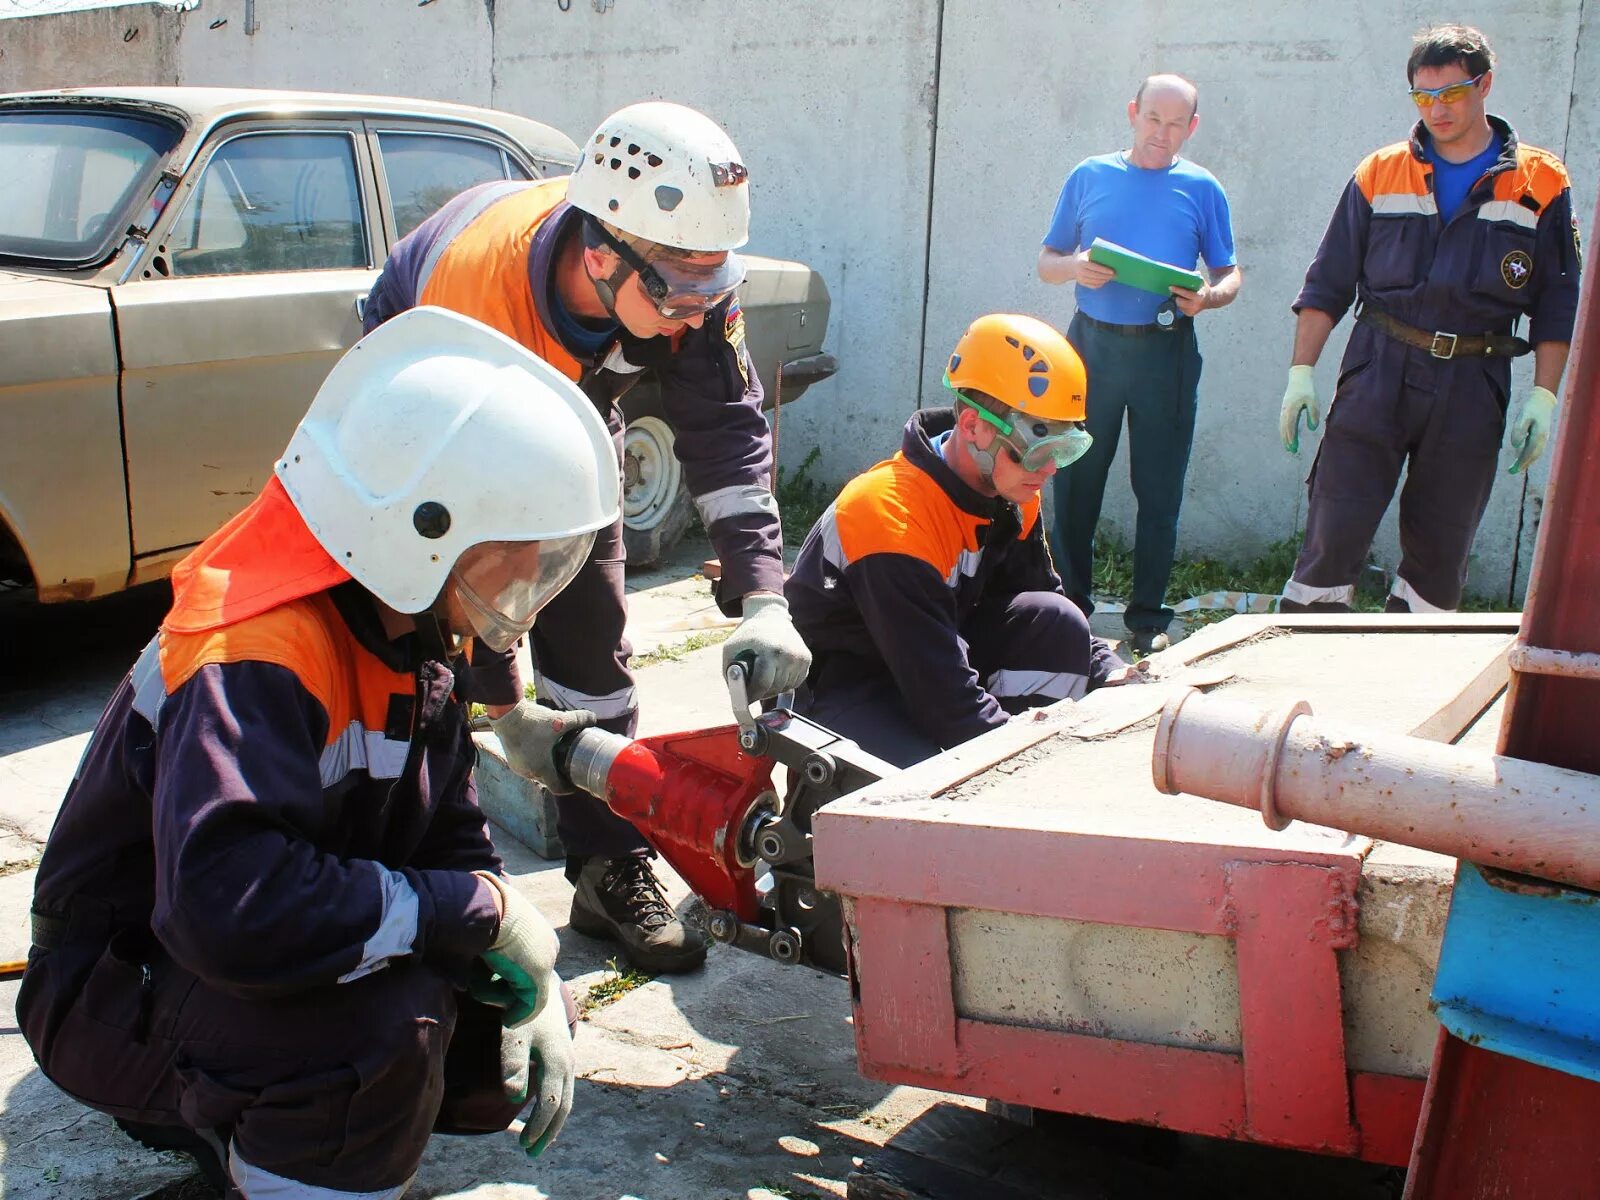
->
<box><xmin>622</xmin><ymin>414</ymin><xmax>694</xmax><ymax>568</ymax></box>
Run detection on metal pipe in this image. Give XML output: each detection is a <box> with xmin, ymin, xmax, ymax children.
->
<box><xmin>1507</xmin><ymin>642</ymin><xmax>1600</xmax><ymax>682</ymax></box>
<box><xmin>1152</xmin><ymin>689</ymin><xmax>1600</xmax><ymax>893</ymax></box>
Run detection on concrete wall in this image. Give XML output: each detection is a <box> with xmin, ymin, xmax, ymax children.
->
<box><xmin>5</xmin><ymin>0</ymin><xmax>1594</xmax><ymax>601</ymax></box>
<box><xmin>0</xmin><ymin>2</ymin><xmax>178</xmax><ymax>89</ymax></box>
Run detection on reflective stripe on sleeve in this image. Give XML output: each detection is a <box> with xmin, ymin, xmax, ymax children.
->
<box><xmin>532</xmin><ymin>674</ymin><xmax>638</xmax><ymax>720</ymax></box>
<box><xmin>337</xmin><ymin>864</ymin><xmax>419</xmax><ymax>984</ymax></box>
<box><xmin>694</xmin><ymin>483</ymin><xmax>780</xmax><ymax>528</ymax></box>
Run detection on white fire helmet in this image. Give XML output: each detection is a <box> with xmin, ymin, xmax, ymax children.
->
<box><xmin>565</xmin><ymin>100</ymin><xmax>751</xmax><ymax>252</ymax></box>
<box><xmin>276</xmin><ymin>307</ymin><xmax>619</xmax><ymax>649</ymax></box>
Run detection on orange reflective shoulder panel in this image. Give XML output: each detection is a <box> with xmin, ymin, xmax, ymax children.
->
<box><xmin>1504</xmin><ymin>144</ymin><xmax>1573</xmax><ymax>210</ymax></box>
<box><xmin>832</xmin><ymin>454</ymin><xmax>972</xmax><ymax>578</ymax></box>
<box><xmin>159</xmin><ymin>592</ymin><xmax>410</xmax><ymax>750</ymax></box>
<box><xmin>1354</xmin><ymin>142</ymin><xmax>1427</xmax><ymax>204</ymax></box>
<box><xmin>418</xmin><ymin>180</ymin><xmax>583</xmax><ymax>382</ymax></box>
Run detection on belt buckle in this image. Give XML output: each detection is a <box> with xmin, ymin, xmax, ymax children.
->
<box><xmin>1430</xmin><ymin>331</ymin><xmax>1459</xmax><ymax>359</ymax></box>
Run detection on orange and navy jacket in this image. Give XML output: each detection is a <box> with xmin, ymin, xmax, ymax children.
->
<box><xmin>1295</xmin><ymin>115</ymin><xmax>1580</xmax><ymax>345</ymax></box>
<box><xmin>784</xmin><ymin>409</ymin><xmax>1120</xmax><ymax>749</ymax></box>
<box><xmin>363</xmin><ymin>179</ymin><xmax>780</xmax><ymax>616</ymax></box>
<box><xmin>29</xmin><ymin>482</ymin><xmax>501</xmax><ymax>996</ymax></box>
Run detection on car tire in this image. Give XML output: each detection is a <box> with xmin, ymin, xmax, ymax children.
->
<box><xmin>622</xmin><ymin>413</ymin><xmax>694</xmax><ymax>568</ymax></box>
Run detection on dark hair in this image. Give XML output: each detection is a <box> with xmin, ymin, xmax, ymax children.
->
<box><xmin>1134</xmin><ymin>74</ymin><xmax>1198</xmax><ymax>118</ymax></box>
<box><xmin>1407</xmin><ymin>24</ymin><xmax>1494</xmax><ymax>84</ymax></box>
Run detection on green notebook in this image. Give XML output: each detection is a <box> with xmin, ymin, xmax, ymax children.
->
<box><xmin>1087</xmin><ymin>237</ymin><xmax>1204</xmax><ymax>296</ymax></box>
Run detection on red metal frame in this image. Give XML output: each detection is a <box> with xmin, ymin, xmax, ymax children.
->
<box><xmin>830</xmin><ymin>820</ymin><xmax>1422</xmax><ymax>1165</ymax></box>
<box><xmin>1401</xmin><ymin>189</ymin><xmax>1600</xmax><ymax>1199</ymax></box>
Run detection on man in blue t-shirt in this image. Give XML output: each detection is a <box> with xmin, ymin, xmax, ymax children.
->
<box><xmin>1038</xmin><ymin>74</ymin><xmax>1241</xmax><ymax>655</ymax></box>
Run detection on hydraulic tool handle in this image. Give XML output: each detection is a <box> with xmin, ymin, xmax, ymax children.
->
<box><xmin>725</xmin><ymin>653</ymin><xmax>796</xmax><ymax>732</ymax></box>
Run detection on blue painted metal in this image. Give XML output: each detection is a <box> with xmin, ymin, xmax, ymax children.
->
<box><xmin>1431</xmin><ymin>861</ymin><xmax>1600</xmax><ymax>1083</ymax></box>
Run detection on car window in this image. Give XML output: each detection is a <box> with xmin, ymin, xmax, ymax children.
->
<box><xmin>377</xmin><ymin>131</ymin><xmax>531</xmax><ymax>238</ymax></box>
<box><xmin>166</xmin><ymin>130</ymin><xmax>366</xmax><ymax>276</ymax></box>
<box><xmin>0</xmin><ymin>108</ymin><xmax>180</xmax><ymax>267</ymax></box>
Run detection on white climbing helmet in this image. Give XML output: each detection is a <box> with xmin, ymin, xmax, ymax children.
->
<box><xmin>276</xmin><ymin>307</ymin><xmax>619</xmax><ymax>647</ymax></box>
<box><xmin>566</xmin><ymin>101</ymin><xmax>751</xmax><ymax>251</ymax></box>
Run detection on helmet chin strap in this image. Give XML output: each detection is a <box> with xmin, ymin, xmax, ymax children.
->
<box><xmin>588</xmin><ymin>259</ymin><xmax>633</xmax><ymax>320</ymax></box>
<box><xmin>412</xmin><ymin>605</ymin><xmax>460</xmax><ymax>667</ymax></box>
<box><xmin>963</xmin><ymin>437</ymin><xmax>999</xmax><ymax>489</ymax></box>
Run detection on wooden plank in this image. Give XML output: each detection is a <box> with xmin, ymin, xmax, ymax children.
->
<box><xmin>1407</xmin><ymin>637</ymin><xmax>1511</xmax><ymax>744</ymax></box>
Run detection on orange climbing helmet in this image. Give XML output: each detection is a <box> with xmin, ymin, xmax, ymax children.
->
<box><xmin>944</xmin><ymin>313</ymin><xmax>1087</xmax><ymax>423</ymax></box>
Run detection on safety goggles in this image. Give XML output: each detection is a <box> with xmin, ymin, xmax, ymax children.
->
<box><xmin>962</xmin><ymin>394</ymin><xmax>1093</xmax><ymax>472</ymax></box>
<box><xmin>1409</xmin><ymin>73</ymin><xmax>1485</xmax><ymax>107</ymax></box>
<box><xmin>589</xmin><ymin>221</ymin><xmax>746</xmax><ymax>320</ymax></box>
<box><xmin>449</xmin><ymin>532</ymin><xmax>596</xmax><ymax>652</ymax></box>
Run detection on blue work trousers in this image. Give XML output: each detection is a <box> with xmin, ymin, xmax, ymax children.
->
<box><xmin>1050</xmin><ymin>313</ymin><xmax>1202</xmax><ymax>633</ymax></box>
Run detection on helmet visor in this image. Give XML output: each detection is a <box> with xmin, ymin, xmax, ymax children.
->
<box><xmin>449</xmin><ymin>533</ymin><xmax>596</xmax><ymax>653</ymax></box>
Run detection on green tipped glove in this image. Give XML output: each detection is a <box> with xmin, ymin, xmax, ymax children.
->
<box><xmin>472</xmin><ymin>872</ymin><xmax>560</xmax><ymax>1027</ymax></box>
<box><xmin>1279</xmin><ymin>365</ymin><xmax>1320</xmax><ymax>454</ymax></box>
<box><xmin>491</xmin><ymin>700</ymin><xmax>595</xmax><ymax>795</ymax></box>
<box><xmin>1508</xmin><ymin>386</ymin><xmax>1558</xmax><ymax>475</ymax></box>
<box><xmin>504</xmin><ymin>972</ymin><xmax>576</xmax><ymax>1158</ymax></box>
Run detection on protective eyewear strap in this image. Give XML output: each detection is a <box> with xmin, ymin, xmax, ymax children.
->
<box><xmin>588</xmin><ymin>219</ymin><xmax>670</xmax><ymax>304</ymax></box>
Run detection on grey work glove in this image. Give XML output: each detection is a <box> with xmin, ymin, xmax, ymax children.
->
<box><xmin>505</xmin><ymin>972</ymin><xmax>577</xmax><ymax>1158</ymax></box>
<box><xmin>721</xmin><ymin>593</ymin><xmax>812</xmax><ymax>709</ymax></box>
<box><xmin>471</xmin><ymin>872</ymin><xmax>561</xmax><ymax>1027</ymax></box>
<box><xmin>490</xmin><ymin>700</ymin><xmax>595</xmax><ymax>795</ymax></box>
<box><xmin>1279</xmin><ymin>364</ymin><xmax>1320</xmax><ymax>454</ymax></box>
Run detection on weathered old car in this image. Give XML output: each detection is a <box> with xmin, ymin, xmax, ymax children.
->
<box><xmin>0</xmin><ymin>87</ymin><xmax>835</xmax><ymax>602</ymax></box>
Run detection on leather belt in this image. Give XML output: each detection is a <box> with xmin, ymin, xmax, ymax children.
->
<box><xmin>1357</xmin><ymin>307</ymin><xmax>1530</xmax><ymax>360</ymax></box>
<box><xmin>1076</xmin><ymin>311</ymin><xmax>1192</xmax><ymax>338</ymax></box>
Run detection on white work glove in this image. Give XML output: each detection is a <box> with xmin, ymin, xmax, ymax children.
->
<box><xmin>491</xmin><ymin>700</ymin><xmax>595</xmax><ymax>796</ymax></box>
<box><xmin>1508</xmin><ymin>385</ymin><xmax>1558</xmax><ymax>475</ymax></box>
<box><xmin>721</xmin><ymin>593</ymin><xmax>812</xmax><ymax>709</ymax></box>
<box><xmin>506</xmin><ymin>971</ymin><xmax>576</xmax><ymax>1159</ymax></box>
<box><xmin>1279</xmin><ymin>364</ymin><xmax>1320</xmax><ymax>454</ymax></box>
<box><xmin>471</xmin><ymin>873</ymin><xmax>561</xmax><ymax>1027</ymax></box>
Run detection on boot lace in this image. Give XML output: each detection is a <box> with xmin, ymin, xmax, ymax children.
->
<box><xmin>602</xmin><ymin>857</ymin><xmax>675</xmax><ymax>931</ymax></box>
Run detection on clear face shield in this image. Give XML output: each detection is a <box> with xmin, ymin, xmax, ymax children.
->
<box><xmin>446</xmin><ymin>532</ymin><xmax>597</xmax><ymax>653</ymax></box>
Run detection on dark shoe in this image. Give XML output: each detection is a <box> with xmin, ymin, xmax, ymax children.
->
<box><xmin>115</xmin><ymin>1117</ymin><xmax>230</xmax><ymax>1195</ymax></box>
<box><xmin>569</xmin><ymin>856</ymin><xmax>707</xmax><ymax>974</ymax></box>
<box><xmin>1128</xmin><ymin>629</ymin><xmax>1171</xmax><ymax>656</ymax></box>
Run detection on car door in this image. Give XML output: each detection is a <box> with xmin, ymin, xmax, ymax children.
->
<box><xmin>110</xmin><ymin>119</ymin><xmax>381</xmax><ymax>563</ymax></box>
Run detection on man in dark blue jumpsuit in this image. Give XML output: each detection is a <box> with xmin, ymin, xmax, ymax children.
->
<box><xmin>1278</xmin><ymin>24</ymin><xmax>1581</xmax><ymax>613</ymax></box>
<box><xmin>363</xmin><ymin>102</ymin><xmax>811</xmax><ymax>973</ymax></box>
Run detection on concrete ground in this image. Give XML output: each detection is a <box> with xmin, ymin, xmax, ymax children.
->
<box><xmin>0</xmin><ymin>535</ymin><xmax>959</xmax><ymax>1200</ymax></box>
